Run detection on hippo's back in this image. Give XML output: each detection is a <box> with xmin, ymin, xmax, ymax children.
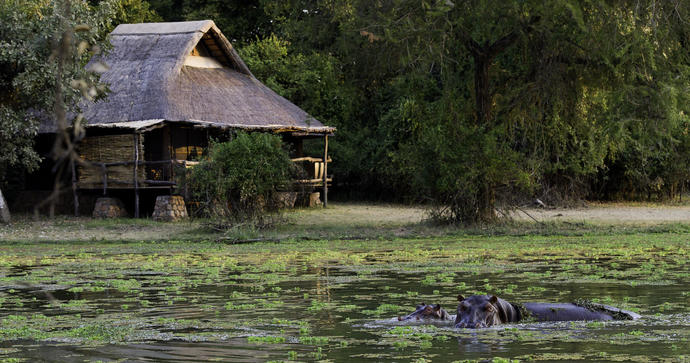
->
<box><xmin>524</xmin><ymin>303</ymin><xmax>614</xmax><ymax>322</ymax></box>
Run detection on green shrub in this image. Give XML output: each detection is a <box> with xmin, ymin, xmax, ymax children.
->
<box><xmin>187</xmin><ymin>132</ymin><xmax>298</xmax><ymax>223</ymax></box>
<box><xmin>397</xmin><ymin>119</ymin><xmax>532</xmax><ymax>224</ymax></box>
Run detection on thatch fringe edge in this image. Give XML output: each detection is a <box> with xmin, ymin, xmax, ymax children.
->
<box><xmin>85</xmin><ymin>119</ymin><xmax>336</xmax><ymax>134</ymax></box>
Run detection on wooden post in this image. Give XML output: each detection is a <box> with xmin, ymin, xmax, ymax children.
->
<box><xmin>71</xmin><ymin>159</ymin><xmax>79</xmax><ymax>217</ymax></box>
<box><xmin>101</xmin><ymin>163</ymin><xmax>107</xmax><ymax>196</ymax></box>
<box><xmin>323</xmin><ymin>135</ymin><xmax>328</xmax><ymax>207</ymax></box>
<box><xmin>134</xmin><ymin>133</ymin><xmax>140</xmax><ymax>218</ymax></box>
<box><xmin>170</xmin><ymin>159</ymin><xmax>175</xmax><ymax>192</ymax></box>
<box><xmin>183</xmin><ymin>160</ymin><xmax>189</xmax><ymax>201</ymax></box>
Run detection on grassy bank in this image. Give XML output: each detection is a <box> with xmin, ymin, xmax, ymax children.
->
<box><xmin>4</xmin><ymin>202</ymin><xmax>690</xmax><ymax>244</ymax></box>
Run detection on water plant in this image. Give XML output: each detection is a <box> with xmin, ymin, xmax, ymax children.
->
<box><xmin>0</xmin><ymin>230</ymin><xmax>687</xmax><ymax>362</ymax></box>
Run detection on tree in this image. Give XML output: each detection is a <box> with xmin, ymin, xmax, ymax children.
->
<box><xmin>146</xmin><ymin>0</ymin><xmax>690</xmax><ymax>222</ymax></box>
<box><xmin>351</xmin><ymin>0</ymin><xmax>690</xmax><ymax>221</ymax></box>
<box><xmin>0</xmin><ymin>0</ymin><xmax>158</xmax><ymax>219</ymax></box>
<box><xmin>238</xmin><ymin>34</ymin><xmax>348</xmax><ymax>128</ymax></box>
<box><xmin>146</xmin><ymin>0</ymin><xmax>273</xmax><ymax>45</ymax></box>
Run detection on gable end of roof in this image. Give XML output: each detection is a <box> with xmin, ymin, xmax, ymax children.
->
<box><xmin>111</xmin><ymin>20</ymin><xmax>214</xmax><ymax>35</ymax></box>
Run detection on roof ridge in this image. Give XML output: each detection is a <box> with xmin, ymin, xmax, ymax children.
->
<box><xmin>112</xmin><ymin>20</ymin><xmax>215</xmax><ymax>36</ymax></box>
<box><xmin>111</xmin><ymin>31</ymin><xmax>203</xmax><ymax>36</ymax></box>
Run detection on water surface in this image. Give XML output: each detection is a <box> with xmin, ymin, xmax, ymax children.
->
<box><xmin>0</xmin><ymin>235</ymin><xmax>688</xmax><ymax>362</ymax></box>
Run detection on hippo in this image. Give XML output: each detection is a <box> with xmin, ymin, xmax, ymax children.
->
<box><xmin>398</xmin><ymin>303</ymin><xmax>453</xmax><ymax>322</ymax></box>
<box><xmin>454</xmin><ymin>294</ymin><xmax>640</xmax><ymax>329</ymax></box>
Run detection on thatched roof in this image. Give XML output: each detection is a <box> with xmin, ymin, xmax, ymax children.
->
<box><xmin>49</xmin><ymin>20</ymin><xmax>334</xmax><ymax>134</ymax></box>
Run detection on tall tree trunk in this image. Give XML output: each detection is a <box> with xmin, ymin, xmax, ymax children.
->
<box><xmin>0</xmin><ymin>187</ymin><xmax>10</xmax><ymax>224</ymax></box>
<box><xmin>462</xmin><ymin>30</ymin><xmax>521</xmax><ymax>221</ymax></box>
<box><xmin>474</xmin><ymin>55</ymin><xmax>496</xmax><ymax>220</ymax></box>
<box><xmin>477</xmin><ymin>181</ymin><xmax>496</xmax><ymax>222</ymax></box>
<box><xmin>474</xmin><ymin>54</ymin><xmax>492</xmax><ymax>125</ymax></box>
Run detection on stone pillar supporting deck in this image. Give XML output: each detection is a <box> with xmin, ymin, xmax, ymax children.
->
<box><xmin>152</xmin><ymin>195</ymin><xmax>188</xmax><ymax>222</ymax></box>
<box><xmin>93</xmin><ymin>197</ymin><xmax>128</xmax><ymax>218</ymax></box>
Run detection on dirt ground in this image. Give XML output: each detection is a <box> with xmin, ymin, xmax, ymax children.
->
<box><xmin>514</xmin><ymin>203</ymin><xmax>690</xmax><ymax>224</ymax></box>
<box><xmin>0</xmin><ymin>217</ymin><xmax>198</xmax><ymax>242</ymax></box>
<box><xmin>295</xmin><ymin>202</ymin><xmax>690</xmax><ymax>225</ymax></box>
<box><xmin>2</xmin><ymin>202</ymin><xmax>690</xmax><ymax>242</ymax></box>
<box><xmin>288</xmin><ymin>203</ymin><xmax>427</xmax><ymax>227</ymax></box>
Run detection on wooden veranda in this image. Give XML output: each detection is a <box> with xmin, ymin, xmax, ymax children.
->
<box><xmin>72</xmin><ymin>132</ymin><xmax>331</xmax><ymax>217</ymax></box>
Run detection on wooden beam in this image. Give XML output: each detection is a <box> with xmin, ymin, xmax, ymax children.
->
<box><xmin>96</xmin><ymin>178</ymin><xmax>136</xmax><ymax>185</ymax></box>
<box><xmin>71</xmin><ymin>159</ymin><xmax>79</xmax><ymax>217</ymax></box>
<box><xmin>290</xmin><ymin>132</ymin><xmax>336</xmax><ymax>137</ymax></box>
<box><xmin>323</xmin><ymin>135</ymin><xmax>328</xmax><ymax>207</ymax></box>
<box><xmin>101</xmin><ymin>163</ymin><xmax>108</xmax><ymax>196</ymax></box>
<box><xmin>295</xmin><ymin>178</ymin><xmax>333</xmax><ymax>184</ymax></box>
<box><xmin>134</xmin><ymin>133</ymin><xmax>140</xmax><ymax>218</ymax></box>
<box><xmin>93</xmin><ymin>159</ymin><xmax>197</xmax><ymax>168</ymax></box>
<box><xmin>143</xmin><ymin>180</ymin><xmax>177</xmax><ymax>186</ymax></box>
<box><xmin>291</xmin><ymin>157</ymin><xmax>332</xmax><ymax>163</ymax></box>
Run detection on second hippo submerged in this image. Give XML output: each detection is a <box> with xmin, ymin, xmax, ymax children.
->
<box><xmin>397</xmin><ymin>303</ymin><xmax>453</xmax><ymax>322</ymax></box>
<box><xmin>454</xmin><ymin>294</ymin><xmax>641</xmax><ymax>328</ymax></box>
<box><xmin>397</xmin><ymin>294</ymin><xmax>641</xmax><ymax>328</ymax></box>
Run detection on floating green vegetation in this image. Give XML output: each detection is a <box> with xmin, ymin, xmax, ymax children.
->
<box><xmin>107</xmin><ymin>279</ymin><xmax>142</xmax><ymax>292</ymax></box>
<box><xmin>66</xmin><ymin>324</ymin><xmax>134</xmax><ymax>342</ymax></box>
<box><xmin>0</xmin><ymin>231</ymin><xmax>687</xmax><ymax>362</ymax></box>
<box><xmin>59</xmin><ymin>299</ymin><xmax>88</xmax><ymax>310</ymax></box>
<box><xmin>224</xmin><ymin>302</ymin><xmax>257</xmax><ymax>310</ymax></box>
<box><xmin>362</xmin><ymin>304</ymin><xmax>405</xmax><ymax>316</ymax></box>
<box><xmin>298</xmin><ymin>336</ymin><xmax>329</xmax><ymax>345</ymax></box>
<box><xmin>586</xmin><ymin>321</ymin><xmax>605</xmax><ymax>328</ymax></box>
<box><xmin>306</xmin><ymin>300</ymin><xmax>329</xmax><ymax>311</ymax></box>
<box><xmin>247</xmin><ymin>335</ymin><xmax>286</xmax><ymax>344</ymax></box>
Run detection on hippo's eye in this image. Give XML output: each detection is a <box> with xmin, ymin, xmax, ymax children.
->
<box><xmin>484</xmin><ymin>304</ymin><xmax>494</xmax><ymax>312</ymax></box>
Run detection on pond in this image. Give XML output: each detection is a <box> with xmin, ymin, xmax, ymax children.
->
<box><xmin>0</xmin><ymin>233</ymin><xmax>688</xmax><ymax>362</ymax></box>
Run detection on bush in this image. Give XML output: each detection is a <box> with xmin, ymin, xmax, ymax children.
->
<box><xmin>187</xmin><ymin>132</ymin><xmax>298</xmax><ymax>223</ymax></box>
<box><xmin>405</xmin><ymin>123</ymin><xmax>532</xmax><ymax>224</ymax></box>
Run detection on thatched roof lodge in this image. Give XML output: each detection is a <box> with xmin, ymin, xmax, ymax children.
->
<box><xmin>81</xmin><ymin>20</ymin><xmax>333</xmax><ymax>134</ymax></box>
<box><xmin>38</xmin><ymin>20</ymin><xmax>334</xmax><ymax>217</ymax></box>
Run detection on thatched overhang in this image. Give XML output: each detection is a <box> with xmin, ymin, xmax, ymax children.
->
<box><xmin>85</xmin><ymin>119</ymin><xmax>334</xmax><ymax>136</ymax></box>
<box><xmin>41</xmin><ymin>20</ymin><xmax>335</xmax><ymax>136</ymax></box>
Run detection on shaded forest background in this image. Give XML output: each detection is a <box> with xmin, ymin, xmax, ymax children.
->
<box><xmin>1</xmin><ymin>0</ymin><xmax>689</xmax><ymax>223</ymax></box>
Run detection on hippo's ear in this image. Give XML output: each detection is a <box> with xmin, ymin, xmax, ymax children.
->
<box><xmin>457</xmin><ymin>294</ymin><xmax>465</xmax><ymax>302</ymax></box>
<box><xmin>489</xmin><ymin>295</ymin><xmax>498</xmax><ymax>304</ymax></box>
<box><xmin>433</xmin><ymin>304</ymin><xmax>441</xmax><ymax>311</ymax></box>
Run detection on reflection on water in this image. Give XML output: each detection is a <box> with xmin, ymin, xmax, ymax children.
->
<box><xmin>0</xmin><ymin>242</ymin><xmax>688</xmax><ymax>362</ymax></box>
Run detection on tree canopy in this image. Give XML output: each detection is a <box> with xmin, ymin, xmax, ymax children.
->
<box><xmin>2</xmin><ymin>0</ymin><xmax>689</xmax><ymax>223</ymax></box>
<box><xmin>0</xmin><ymin>0</ymin><xmax>160</xmax><ymax>181</ymax></box>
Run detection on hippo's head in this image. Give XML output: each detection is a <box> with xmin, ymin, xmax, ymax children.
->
<box><xmin>398</xmin><ymin>303</ymin><xmax>450</xmax><ymax>321</ymax></box>
<box><xmin>454</xmin><ymin>294</ymin><xmax>503</xmax><ymax>328</ymax></box>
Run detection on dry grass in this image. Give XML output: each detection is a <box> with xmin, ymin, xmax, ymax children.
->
<box><xmin>286</xmin><ymin>203</ymin><xmax>426</xmax><ymax>227</ymax></box>
<box><xmin>0</xmin><ymin>215</ymin><xmax>198</xmax><ymax>243</ymax></box>
<box><xmin>2</xmin><ymin>202</ymin><xmax>690</xmax><ymax>243</ymax></box>
<box><xmin>516</xmin><ymin>203</ymin><xmax>690</xmax><ymax>225</ymax></box>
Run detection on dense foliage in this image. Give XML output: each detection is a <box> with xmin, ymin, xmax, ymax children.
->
<box><xmin>147</xmin><ymin>0</ymin><xmax>689</xmax><ymax>222</ymax></box>
<box><xmin>3</xmin><ymin>0</ymin><xmax>689</xmax><ymax>223</ymax></box>
<box><xmin>187</xmin><ymin>132</ymin><xmax>298</xmax><ymax>222</ymax></box>
<box><xmin>0</xmin><ymin>0</ymin><xmax>160</xmax><ymax>185</ymax></box>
